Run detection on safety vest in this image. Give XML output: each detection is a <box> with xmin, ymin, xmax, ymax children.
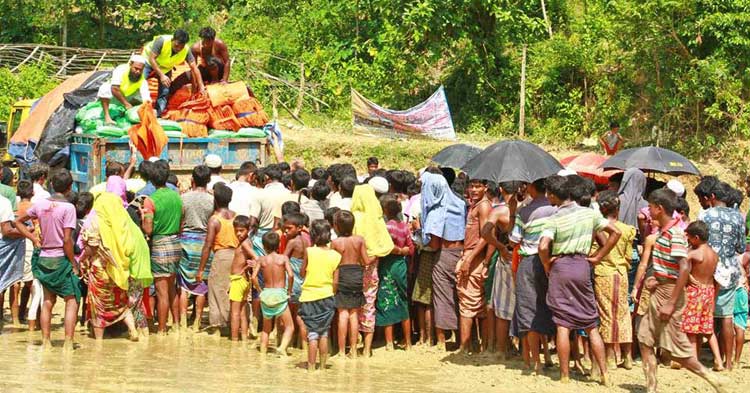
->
<box><xmin>113</xmin><ymin>64</ymin><xmax>145</xmax><ymax>97</ymax></box>
<box><xmin>142</xmin><ymin>35</ymin><xmax>188</xmax><ymax>73</ymax></box>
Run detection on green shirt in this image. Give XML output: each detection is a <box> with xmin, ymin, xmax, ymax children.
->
<box><xmin>541</xmin><ymin>202</ymin><xmax>608</xmax><ymax>256</ymax></box>
<box><xmin>0</xmin><ymin>184</ymin><xmax>17</xmax><ymax>211</ymax></box>
<box><xmin>151</xmin><ymin>187</ymin><xmax>182</xmax><ymax>235</ymax></box>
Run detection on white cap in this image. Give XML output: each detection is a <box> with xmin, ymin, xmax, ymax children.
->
<box><xmin>148</xmin><ymin>156</ymin><xmax>160</xmax><ymax>162</ymax></box>
<box><xmin>204</xmin><ymin>154</ymin><xmax>222</xmax><ymax>169</ymax></box>
<box><xmin>557</xmin><ymin>168</ymin><xmax>577</xmax><ymax>176</ymax></box>
<box><xmin>368</xmin><ymin>176</ymin><xmax>389</xmax><ymax>194</ymax></box>
<box><xmin>666</xmin><ymin>179</ymin><xmax>685</xmax><ymax>197</ymax></box>
<box><xmin>130</xmin><ymin>54</ymin><xmax>147</xmax><ymax>64</ymax></box>
<box><xmin>308</xmin><ymin>179</ymin><xmax>317</xmax><ymax>188</ymax></box>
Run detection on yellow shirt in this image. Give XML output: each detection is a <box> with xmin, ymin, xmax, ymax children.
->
<box><xmin>299</xmin><ymin>246</ymin><xmax>341</xmax><ymax>302</ymax></box>
<box><xmin>594</xmin><ymin>220</ymin><xmax>636</xmax><ymax>277</ymax></box>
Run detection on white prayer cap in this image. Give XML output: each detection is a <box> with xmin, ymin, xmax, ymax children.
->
<box><xmin>557</xmin><ymin>168</ymin><xmax>577</xmax><ymax>177</ymax></box>
<box><xmin>204</xmin><ymin>154</ymin><xmax>222</xmax><ymax>169</ymax></box>
<box><xmin>129</xmin><ymin>54</ymin><xmax>147</xmax><ymax>64</ymax></box>
<box><xmin>666</xmin><ymin>179</ymin><xmax>685</xmax><ymax>197</ymax></box>
<box><xmin>148</xmin><ymin>156</ymin><xmax>160</xmax><ymax>162</ymax></box>
<box><xmin>368</xmin><ymin>176</ymin><xmax>389</xmax><ymax>194</ymax></box>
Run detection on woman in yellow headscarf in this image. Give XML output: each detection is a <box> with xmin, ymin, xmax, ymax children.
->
<box><xmin>350</xmin><ymin>184</ymin><xmax>394</xmax><ymax>356</ymax></box>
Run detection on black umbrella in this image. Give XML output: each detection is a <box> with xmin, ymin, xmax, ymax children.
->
<box><xmin>461</xmin><ymin>140</ymin><xmax>563</xmax><ymax>183</ymax></box>
<box><xmin>600</xmin><ymin>146</ymin><xmax>700</xmax><ymax>176</ymax></box>
<box><xmin>431</xmin><ymin>143</ymin><xmax>483</xmax><ymax>168</ymax></box>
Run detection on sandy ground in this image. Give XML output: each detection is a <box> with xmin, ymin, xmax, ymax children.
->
<box><xmin>0</xmin><ymin>302</ymin><xmax>748</xmax><ymax>393</ymax></box>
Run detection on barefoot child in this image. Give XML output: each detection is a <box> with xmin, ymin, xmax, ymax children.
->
<box><xmin>680</xmin><ymin>221</ymin><xmax>719</xmax><ymax>359</ymax></box>
<box><xmin>228</xmin><ymin>215</ymin><xmax>257</xmax><ymax>341</ymax></box>
<box><xmin>734</xmin><ymin>253</ymin><xmax>748</xmax><ymax>365</ymax></box>
<box><xmin>253</xmin><ymin>231</ymin><xmax>295</xmax><ymax>355</ymax></box>
<box><xmin>299</xmin><ymin>220</ymin><xmax>340</xmax><ymax>371</ymax></box>
<box><xmin>636</xmin><ymin>189</ymin><xmax>724</xmax><ymax>393</ymax></box>
<box><xmin>282</xmin><ymin>213</ymin><xmax>310</xmax><ymax>345</ymax></box>
<box><xmin>331</xmin><ymin>210</ymin><xmax>368</xmax><ymax>357</ymax></box>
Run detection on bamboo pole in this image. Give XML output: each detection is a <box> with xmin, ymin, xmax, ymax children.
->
<box><xmin>294</xmin><ymin>62</ymin><xmax>305</xmax><ymax>117</ymax></box>
<box><xmin>519</xmin><ymin>44</ymin><xmax>527</xmax><ymax>138</ymax></box>
<box><xmin>541</xmin><ymin>0</ymin><xmax>553</xmax><ymax>38</ymax></box>
<box><xmin>10</xmin><ymin>46</ymin><xmax>39</xmax><ymax>72</ymax></box>
<box><xmin>55</xmin><ymin>54</ymin><xmax>77</xmax><ymax>76</ymax></box>
<box><xmin>94</xmin><ymin>51</ymin><xmax>108</xmax><ymax>70</ymax></box>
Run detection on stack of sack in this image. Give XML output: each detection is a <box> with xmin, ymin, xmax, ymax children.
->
<box><xmin>75</xmin><ymin>101</ymin><xmax>135</xmax><ymax>138</ymax></box>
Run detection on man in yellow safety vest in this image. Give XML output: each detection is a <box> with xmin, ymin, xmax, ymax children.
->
<box><xmin>97</xmin><ymin>54</ymin><xmax>152</xmax><ymax>125</ymax></box>
<box><xmin>142</xmin><ymin>29</ymin><xmax>206</xmax><ymax>116</ymax></box>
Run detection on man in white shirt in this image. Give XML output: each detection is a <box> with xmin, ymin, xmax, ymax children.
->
<box><xmin>28</xmin><ymin>163</ymin><xmax>51</xmax><ymax>204</ymax></box>
<box><xmin>228</xmin><ymin>162</ymin><xmax>260</xmax><ymax>218</ymax></box>
<box><xmin>330</xmin><ymin>176</ymin><xmax>356</xmax><ymax>211</ymax></box>
<box><xmin>97</xmin><ymin>55</ymin><xmax>152</xmax><ymax>125</ymax></box>
<box><xmin>204</xmin><ymin>154</ymin><xmax>228</xmax><ymax>191</ymax></box>
<box><xmin>255</xmin><ymin>165</ymin><xmax>290</xmax><ymax>230</ymax></box>
<box><xmin>273</xmin><ymin>169</ymin><xmax>310</xmax><ymax>223</ymax></box>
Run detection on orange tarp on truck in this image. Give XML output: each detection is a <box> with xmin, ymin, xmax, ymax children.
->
<box><xmin>11</xmin><ymin>71</ymin><xmax>95</xmax><ymax>144</ymax></box>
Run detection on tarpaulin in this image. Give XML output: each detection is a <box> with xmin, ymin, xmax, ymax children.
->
<box><xmin>351</xmin><ymin>86</ymin><xmax>456</xmax><ymax>140</ymax></box>
<box><xmin>129</xmin><ymin>102</ymin><xmax>167</xmax><ymax>159</ymax></box>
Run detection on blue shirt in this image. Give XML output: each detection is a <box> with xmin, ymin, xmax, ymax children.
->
<box><xmin>137</xmin><ymin>181</ymin><xmax>178</xmax><ymax>197</ymax></box>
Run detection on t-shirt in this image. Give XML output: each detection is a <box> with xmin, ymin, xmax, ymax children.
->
<box><xmin>27</xmin><ymin>198</ymin><xmax>77</xmax><ymax>257</ymax></box>
<box><xmin>703</xmin><ymin>206</ymin><xmax>746</xmax><ymax>288</ymax></box>
<box><xmin>299</xmin><ymin>246</ymin><xmax>341</xmax><ymax>302</ymax></box>
<box><xmin>594</xmin><ymin>220</ymin><xmax>636</xmax><ymax>277</ymax></box>
<box><xmin>207</xmin><ymin>175</ymin><xmax>227</xmax><ymax>191</ymax></box>
<box><xmin>541</xmin><ymin>201</ymin><xmax>608</xmax><ymax>256</ymax></box>
<box><xmin>137</xmin><ymin>181</ymin><xmax>178</xmax><ymax>197</ymax></box>
<box><xmin>0</xmin><ymin>183</ymin><xmax>16</xmax><ymax>211</ymax></box>
<box><xmin>111</xmin><ymin>64</ymin><xmax>151</xmax><ymax>101</ymax></box>
<box><xmin>652</xmin><ymin>223</ymin><xmax>689</xmax><ymax>280</ymax></box>
<box><xmin>144</xmin><ymin>187</ymin><xmax>182</xmax><ymax>235</ymax></box>
<box><xmin>181</xmin><ymin>190</ymin><xmax>214</xmax><ymax>232</ymax></box>
<box><xmin>0</xmin><ymin>197</ymin><xmax>14</xmax><ymax>240</ymax></box>
<box><xmin>150</xmin><ymin>36</ymin><xmax>196</xmax><ymax>64</ymax></box>
<box><xmin>273</xmin><ymin>192</ymin><xmax>309</xmax><ymax>220</ymax></box>
<box><xmin>510</xmin><ymin>203</ymin><xmax>558</xmax><ymax>257</ymax></box>
<box><xmin>31</xmin><ymin>183</ymin><xmax>51</xmax><ymax>204</ymax></box>
<box><xmin>255</xmin><ymin>182</ymin><xmax>289</xmax><ymax>229</ymax></box>
<box><xmin>228</xmin><ymin>181</ymin><xmax>260</xmax><ymax>218</ymax></box>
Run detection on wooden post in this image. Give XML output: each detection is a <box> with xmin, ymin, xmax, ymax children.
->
<box><xmin>294</xmin><ymin>62</ymin><xmax>305</xmax><ymax>118</ymax></box>
<box><xmin>541</xmin><ymin>0</ymin><xmax>553</xmax><ymax>38</ymax></box>
<box><xmin>11</xmin><ymin>46</ymin><xmax>40</xmax><ymax>72</ymax></box>
<box><xmin>94</xmin><ymin>51</ymin><xmax>107</xmax><ymax>71</ymax></box>
<box><xmin>519</xmin><ymin>44</ymin><xmax>527</xmax><ymax>138</ymax></box>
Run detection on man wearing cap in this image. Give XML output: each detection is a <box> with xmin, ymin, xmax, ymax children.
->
<box><xmin>97</xmin><ymin>55</ymin><xmax>152</xmax><ymax>125</ymax></box>
<box><xmin>142</xmin><ymin>29</ymin><xmax>206</xmax><ymax>116</ymax></box>
<box><xmin>205</xmin><ymin>154</ymin><xmax>227</xmax><ymax>190</ymax></box>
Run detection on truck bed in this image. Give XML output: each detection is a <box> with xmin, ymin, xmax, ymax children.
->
<box><xmin>70</xmin><ymin>134</ymin><xmax>267</xmax><ymax>192</ymax></box>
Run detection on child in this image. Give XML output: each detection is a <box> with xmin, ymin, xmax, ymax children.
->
<box><xmin>197</xmin><ymin>183</ymin><xmax>238</xmax><ymax>335</ymax></box>
<box><xmin>228</xmin><ymin>215</ymin><xmax>256</xmax><ymax>341</ymax></box>
<box><xmin>681</xmin><ymin>221</ymin><xmax>721</xmax><ymax>365</ymax></box>
<box><xmin>378</xmin><ymin>195</ymin><xmax>413</xmax><ymax>351</ymax></box>
<box><xmin>299</xmin><ymin>219</ymin><xmax>341</xmax><ymax>371</ymax></box>
<box><xmin>283</xmin><ymin>213</ymin><xmax>310</xmax><ymax>346</ymax></box>
<box><xmin>594</xmin><ymin>190</ymin><xmax>636</xmax><ymax>369</ymax></box>
<box><xmin>253</xmin><ymin>231</ymin><xmax>295</xmax><ymax>355</ymax></box>
<box><xmin>331</xmin><ymin>210</ymin><xmax>369</xmax><ymax>358</ymax></box>
<box><xmin>734</xmin><ymin>253</ymin><xmax>748</xmax><ymax>366</ymax></box>
<box><xmin>599</xmin><ymin>122</ymin><xmax>624</xmax><ymax>155</ymax></box>
<box><xmin>15</xmin><ymin>180</ymin><xmax>42</xmax><ymax>332</ymax></box>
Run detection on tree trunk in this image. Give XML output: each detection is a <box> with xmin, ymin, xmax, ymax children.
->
<box><xmin>97</xmin><ymin>0</ymin><xmax>106</xmax><ymax>47</ymax></box>
<box><xmin>519</xmin><ymin>44</ymin><xmax>527</xmax><ymax>138</ymax></box>
<box><xmin>541</xmin><ymin>0</ymin><xmax>552</xmax><ymax>38</ymax></box>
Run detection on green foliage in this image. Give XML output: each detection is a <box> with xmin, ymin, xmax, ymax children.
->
<box><xmin>0</xmin><ymin>64</ymin><xmax>58</xmax><ymax>121</ymax></box>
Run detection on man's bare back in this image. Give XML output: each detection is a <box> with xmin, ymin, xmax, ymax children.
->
<box><xmin>332</xmin><ymin>235</ymin><xmax>370</xmax><ymax>266</ymax></box>
<box><xmin>256</xmin><ymin>252</ymin><xmax>291</xmax><ymax>289</ymax></box>
<box><xmin>285</xmin><ymin>235</ymin><xmax>307</xmax><ymax>260</ymax></box>
<box><xmin>688</xmin><ymin>243</ymin><xmax>718</xmax><ymax>286</ymax></box>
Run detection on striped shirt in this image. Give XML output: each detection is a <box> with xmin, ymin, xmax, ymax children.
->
<box><xmin>541</xmin><ymin>202</ymin><xmax>608</xmax><ymax>256</ymax></box>
<box><xmin>652</xmin><ymin>221</ymin><xmax>688</xmax><ymax>280</ymax></box>
<box><xmin>510</xmin><ymin>204</ymin><xmax>558</xmax><ymax>256</ymax></box>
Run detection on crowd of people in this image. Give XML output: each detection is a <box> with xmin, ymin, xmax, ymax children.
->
<box><xmin>0</xmin><ymin>151</ymin><xmax>748</xmax><ymax>392</ymax></box>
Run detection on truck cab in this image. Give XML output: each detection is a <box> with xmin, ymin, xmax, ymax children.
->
<box><xmin>4</xmin><ymin>99</ymin><xmax>35</xmax><ymax>163</ymax></box>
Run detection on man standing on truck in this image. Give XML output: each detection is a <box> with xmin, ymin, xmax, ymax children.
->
<box><xmin>191</xmin><ymin>27</ymin><xmax>231</xmax><ymax>84</ymax></box>
<box><xmin>143</xmin><ymin>29</ymin><xmax>206</xmax><ymax>116</ymax></box>
<box><xmin>97</xmin><ymin>55</ymin><xmax>152</xmax><ymax>126</ymax></box>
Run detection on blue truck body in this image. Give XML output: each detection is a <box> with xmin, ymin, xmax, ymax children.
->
<box><xmin>69</xmin><ymin>134</ymin><xmax>267</xmax><ymax>192</ymax></box>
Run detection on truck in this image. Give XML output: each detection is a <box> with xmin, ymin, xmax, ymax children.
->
<box><xmin>69</xmin><ymin>134</ymin><xmax>268</xmax><ymax>192</ymax></box>
<box><xmin>3</xmin><ymin>99</ymin><xmax>35</xmax><ymax>163</ymax></box>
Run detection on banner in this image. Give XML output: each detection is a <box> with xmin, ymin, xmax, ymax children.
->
<box><xmin>351</xmin><ymin>86</ymin><xmax>456</xmax><ymax>140</ymax></box>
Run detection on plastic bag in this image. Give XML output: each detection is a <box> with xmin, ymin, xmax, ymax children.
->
<box><xmin>164</xmin><ymin>130</ymin><xmax>188</xmax><ymax>138</ymax></box>
<box><xmin>237</xmin><ymin>127</ymin><xmax>267</xmax><ymax>138</ymax></box>
<box><xmin>157</xmin><ymin>119</ymin><xmax>183</xmax><ymax>131</ymax></box>
<box><xmin>208</xmin><ymin>129</ymin><xmax>237</xmax><ymax>138</ymax></box>
<box><xmin>95</xmin><ymin>125</ymin><xmax>127</xmax><ymax>138</ymax></box>
<box><xmin>126</xmin><ymin>105</ymin><xmax>141</xmax><ymax>123</ymax></box>
<box><xmin>76</xmin><ymin>100</ymin><xmax>126</xmax><ymax>122</ymax></box>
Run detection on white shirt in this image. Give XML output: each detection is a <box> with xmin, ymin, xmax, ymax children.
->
<box><xmin>331</xmin><ymin>197</ymin><xmax>352</xmax><ymax>212</ymax></box>
<box><xmin>0</xmin><ymin>197</ymin><xmax>13</xmax><ymax>239</ymax></box>
<box><xmin>111</xmin><ymin>65</ymin><xmax>151</xmax><ymax>102</ymax></box>
<box><xmin>31</xmin><ymin>183</ymin><xmax>51</xmax><ymax>204</ymax></box>
<box><xmin>228</xmin><ymin>180</ymin><xmax>260</xmax><ymax>218</ymax></box>
<box><xmin>207</xmin><ymin>175</ymin><xmax>228</xmax><ymax>191</ymax></box>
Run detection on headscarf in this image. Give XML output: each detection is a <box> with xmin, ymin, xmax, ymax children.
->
<box><xmin>617</xmin><ymin>168</ymin><xmax>647</xmax><ymax>228</ymax></box>
<box><xmin>420</xmin><ymin>172</ymin><xmax>466</xmax><ymax>245</ymax></box>
<box><xmin>94</xmin><ymin>192</ymin><xmax>153</xmax><ymax>287</ymax></box>
<box><xmin>106</xmin><ymin>175</ymin><xmax>128</xmax><ymax>207</ymax></box>
<box><xmin>350</xmin><ymin>184</ymin><xmax>394</xmax><ymax>258</ymax></box>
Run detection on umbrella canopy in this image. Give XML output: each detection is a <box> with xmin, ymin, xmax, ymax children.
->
<box><xmin>560</xmin><ymin>153</ymin><xmax>623</xmax><ymax>184</ymax></box>
<box><xmin>431</xmin><ymin>143</ymin><xmax>483</xmax><ymax>168</ymax></box>
<box><xmin>600</xmin><ymin>146</ymin><xmax>700</xmax><ymax>176</ymax></box>
<box><xmin>461</xmin><ymin>140</ymin><xmax>563</xmax><ymax>183</ymax></box>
